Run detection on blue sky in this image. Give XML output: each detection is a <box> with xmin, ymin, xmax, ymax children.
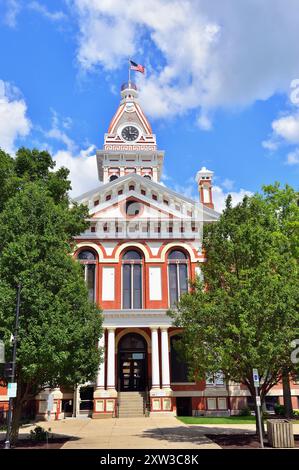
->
<box><xmin>0</xmin><ymin>0</ymin><xmax>298</xmax><ymax>211</ymax></box>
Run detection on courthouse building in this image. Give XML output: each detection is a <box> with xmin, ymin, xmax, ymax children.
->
<box><xmin>1</xmin><ymin>81</ymin><xmax>298</xmax><ymax>420</ymax></box>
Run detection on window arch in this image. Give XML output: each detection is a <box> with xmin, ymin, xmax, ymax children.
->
<box><xmin>122</xmin><ymin>250</ymin><xmax>143</xmax><ymax>309</ymax></box>
<box><xmin>77</xmin><ymin>249</ymin><xmax>97</xmax><ymax>302</ymax></box>
<box><xmin>78</xmin><ymin>250</ymin><xmax>96</xmax><ymax>261</ymax></box>
<box><xmin>109</xmin><ymin>174</ymin><xmax>118</xmax><ymax>182</ymax></box>
<box><xmin>118</xmin><ymin>333</ymin><xmax>146</xmax><ymax>351</ymax></box>
<box><xmin>168</xmin><ymin>249</ymin><xmax>188</xmax><ymax>306</ymax></box>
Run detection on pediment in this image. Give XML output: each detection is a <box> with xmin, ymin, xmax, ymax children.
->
<box><xmin>91</xmin><ymin>195</ymin><xmax>179</xmax><ymax>221</ymax></box>
<box><xmin>73</xmin><ymin>173</ymin><xmax>219</xmax><ymax>223</ymax></box>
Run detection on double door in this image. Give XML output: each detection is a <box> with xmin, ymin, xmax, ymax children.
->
<box><xmin>119</xmin><ymin>352</ymin><xmax>146</xmax><ymax>391</ymax></box>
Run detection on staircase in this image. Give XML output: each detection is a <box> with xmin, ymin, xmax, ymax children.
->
<box><xmin>118</xmin><ymin>392</ymin><xmax>145</xmax><ymax>418</ymax></box>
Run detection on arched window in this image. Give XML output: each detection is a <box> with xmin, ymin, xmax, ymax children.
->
<box><xmin>170</xmin><ymin>335</ymin><xmax>189</xmax><ymax>383</ymax></box>
<box><xmin>109</xmin><ymin>174</ymin><xmax>118</xmax><ymax>182</ymax></box>
<box><xmin>78</xmin><ymin>250</ymin><xmax>96</xmax><ymax>302</ymax></box>
<box><xmin>122</xmin><ymin>250</ymin><xmax>142</xmax><ymax>309</ymax></box>
<box><xmin>119</xmin><ymin>333</ymin><xmax>146</xmax><ymax>351</ymax></box>
<box><xmin>168</xmin><ymin>249</ymin><xmax>188</xmax><ymax>306</ymax></box>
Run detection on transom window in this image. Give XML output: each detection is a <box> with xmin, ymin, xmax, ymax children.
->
<box><xmin>168</xmin><ymin>249</ymin><xmax>188</xmax><ymax>306</ymax></box>
<box><xmin>122</xmin><ymin>250</ymin><xmax>143</xmax><ymax>309</ymax></box>
<box><xmin>77</xmin><ymin>249</ymin><xmax>96</xmax><ymax>302</ymax></box>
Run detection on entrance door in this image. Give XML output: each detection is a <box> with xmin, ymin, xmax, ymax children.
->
<box><xmin>120</xmin><ymin>352</ymin><xmax>146</xmax><ymax>391</ymax></box>
<box><xmin>118</xmin><ymin>333</ymin><xmax>147</xmax><ymax>392</ymax></box>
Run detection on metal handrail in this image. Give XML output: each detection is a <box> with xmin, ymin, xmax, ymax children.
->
<box><xmin>144</xmin><ymin>380</ymin><xmax>151</xmax><ymax>417</ymax></box>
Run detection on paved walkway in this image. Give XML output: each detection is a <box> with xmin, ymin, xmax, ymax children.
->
<box><xmin>2</xmin><ymin>418</ymin><xmax>298</xmax><ymax>449</ymax></box>
<box><xmin>18</xmin><ymin>416</ymin><xmax>221</xmax><ymax>449</ymax></box>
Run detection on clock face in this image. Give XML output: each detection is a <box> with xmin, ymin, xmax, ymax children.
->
<box><xmin>121</xmin><ymin>126</ymin><xmax>139</xmax><ymax>141</ymax></box>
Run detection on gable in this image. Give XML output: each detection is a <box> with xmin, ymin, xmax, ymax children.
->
<box><xmin>91</xmin><ymin>195</ymin><xmax>180</xmax><ymax>221</ymax></box>
<box><xmin>73</xmin><ymin>173</ymin><xmax>219</xmax><ymax>223</ymax></box>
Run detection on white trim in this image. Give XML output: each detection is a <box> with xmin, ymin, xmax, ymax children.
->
<box><xmin>103</xmin><ymin>309</ymin><xmax>172</xmax><ymax>328</ymax></box>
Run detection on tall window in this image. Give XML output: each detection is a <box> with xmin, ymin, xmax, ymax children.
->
<box><xmin>78</xmin><ymin>250</ymin><xmax>96</xmax><ymax>302</ymax></box>
<box><xmin>170</xmin><ymin>336</ymin><xmax>189</xmax><ymax>383</ymax></box>
<box><xmin>168</xmin><ymin>249</ymin><xmax>188</xmax><ymax>306</ymax></box>
<box><xmin>122</xmin><ymin>250</ymin><xmax>142</xmax><ymax>309</ymax></box>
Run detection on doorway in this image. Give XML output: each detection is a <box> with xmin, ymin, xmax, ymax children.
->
<box><xmin>118</xmin><ymin>333</ymin><xmax>147</xmax><ymax>392</ymax></box>
<box><xmin>176</xmin><ymin>397</ymin><xmax>192</xmax><ymax>416</ymax></box>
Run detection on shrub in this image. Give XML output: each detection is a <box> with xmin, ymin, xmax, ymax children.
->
<box><xmin>274</xmin><ymin>404</ymin><xmax>285</xmax><ymax>416</ymax></box>
<box><xmin>29</xmin><ymin>426</ymin><xmax>51</xmax><ymax>442</ymax></box>
<box><xmin>239</xmin><ymin>406</ymin><xmax>251</xmax><ymax>416</ymax></box>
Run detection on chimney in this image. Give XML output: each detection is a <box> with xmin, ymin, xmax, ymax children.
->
<box><xmin>195</xmin><ymin>167</ymin><xmax>214</xmax><ymax>209</ymax></box>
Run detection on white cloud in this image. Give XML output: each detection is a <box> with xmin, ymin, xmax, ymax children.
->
<box><xmin>197</xmin><ymin>111</ymin><xmax>213</xmax><ymax>131</ymax></box>
<box><xmin>44</xmin><ymin>110</ymin><xmax>76</xmax><ymax>152</ymax></box>
<box><xmin>212</xmin><ymin>186</ymin><xmax>253</xmax><ymax>213</ymax></box>
<box><xmin>286</xmin><ymin>148</ymin><xmax>299</xmax><ymax>165</ymax></box>
<box><xmin>28</xmin><ymin>1</ymin><xmax>67</xmax><ymax>21</ymax></box>
<box><xmin>263</xmin><ymin>81</ymin><xmax>299</xmax><ymax>163</ymax></box>
<box><xmin>53</xmin><ymin>145</ymin><xmax>99</xmax><ymax>196</ymax></box>
<box><xmin>4</xmin><ymin>0</ymin><xmax>20</xmax><ymax>27</ymax></box>
<box><xmin>221</xmin><ymin>178</ymin><xmax>234</xmax><ymax>191</ymax></box>
<box><xmin>271</xmin><ymin>113</ymin><xmax>299</xmax><ymax>144</ymax></box>
<box><xmin>262</xmin><ymin>139</ymin><xmax>279</xmax><ymax>151</ymax></box>
<box><xmin>72</xmin><ymin>0</ymin><xmax>299</xmax><ymax>121</ymax></box>
<box><xmin>0</xmin><ymin>80</ymin><xmax>31</xmax><ymax>154</ymax></box>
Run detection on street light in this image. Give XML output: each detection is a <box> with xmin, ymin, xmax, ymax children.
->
<box><xmin>4</xmin><ymin>284</ymin><xmax>21</xmax><ymax>450</ymax></box>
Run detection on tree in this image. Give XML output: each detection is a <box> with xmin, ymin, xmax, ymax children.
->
<box><xmin>263</xmin><ymin>183</ymin><xmax>299</xmax><ymax>417</ymax></box>
<box><xmin>0</xmin><ymin>148</ymin><xmax>103</xmax><ymax>444</ymax></box>
<box><xmin>170</xmin><ymin>185</ymin><xmax>299</xmax><ymax>438</ymax></box>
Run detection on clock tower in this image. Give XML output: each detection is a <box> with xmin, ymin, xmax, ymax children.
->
<box><xmin>96</xmin><ymin>81</ymin><xmax>164</xmax><ymax>183</ymax></box>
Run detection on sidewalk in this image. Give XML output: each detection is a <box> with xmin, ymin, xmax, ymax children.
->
<box><xmin>11</xmin><ymin>416</ymin><xmax>221</xmax><ymax>449</ymax></box>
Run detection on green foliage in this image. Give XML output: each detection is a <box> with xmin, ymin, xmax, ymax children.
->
<box><xmin>274</xmin><ymin>404</ymin><xmax>285</xmax><ymax>416</ymax></box>
<box><xmin>0</xmin><ymin>148</ymin><xmax>103</xmax><ymax>441</ymax></box>
<box><xmin>239</xmin><ymin>406</ymin><xmax>252</xmax><ymax>416</ymax></box>
<box><xmin>29</xmin><ymin>426</ymin><xmax>51</xmax><ymax>442</ymax></box>
<box><xmin>170</xmin><ymin>184</ymin><xmax>299</xmax><ymax>402</ymax></box>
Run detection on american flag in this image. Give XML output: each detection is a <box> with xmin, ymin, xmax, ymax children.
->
<box><xmin>129</xmin><ymin>60</ymin><xmax>145</xmax><ymax>74</ymax></box>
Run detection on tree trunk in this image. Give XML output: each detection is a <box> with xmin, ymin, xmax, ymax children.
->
<box><xmin>9</xmin><ymin>398</ymin><xmax>23</xmax><ymax>446</ymax></box>
<box><xmin>282</xmin><ymin>368</ymin><xmax>293</xmax><ymax>418</ymax></box>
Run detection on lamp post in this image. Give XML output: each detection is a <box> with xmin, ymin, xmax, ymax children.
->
<box><xmin>4</xmin><ymin>284</ymin><xmax>21</xmax><ymax>449</ymax></box>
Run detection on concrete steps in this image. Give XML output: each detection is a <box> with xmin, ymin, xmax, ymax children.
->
<box><xmin>118</xmin><ymin>392</ymin><xmax>145</xmax><ymax>418</ymax></box>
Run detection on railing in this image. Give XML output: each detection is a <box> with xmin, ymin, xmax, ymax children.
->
<box><xmin>144</xmin><ymin>380</ymin><xmax>151</xmax><ymax>417</ymax></box>
<box><xmin>115</xmin><ymin>378</ymin><xmax>121</xmax><ymax>418</ymax></box>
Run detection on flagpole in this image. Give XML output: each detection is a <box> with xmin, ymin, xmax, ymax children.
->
<box><xmin>128</xmin><ymin>58</ymin><xmax>131</xmax><ymax>85</ymax></box>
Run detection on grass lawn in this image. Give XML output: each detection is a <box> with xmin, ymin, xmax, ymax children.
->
<box><xmin>177</xmin><ymin>415</ymin><xmax>257</xmax><ymax>425</ymax></box>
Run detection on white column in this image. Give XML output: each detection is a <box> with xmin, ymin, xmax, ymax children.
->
<box><xmin>161</xmin><ymin>328</ymin><xmax>171</xmax><ymax>389</ymax></box>
<box><xmin>107</xmin><ymin>328</ymin><xmax>116</xmax><ymax>390</ymax></box>
<box><xmin>151</xmin><ymin>327</ymin><xmax>160</xmax><ymax>389</ymax></box>
<box><xmin>96</xmin><ymin>332</ymin><xmax>105</xmax><ymax>389</ymax></box>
